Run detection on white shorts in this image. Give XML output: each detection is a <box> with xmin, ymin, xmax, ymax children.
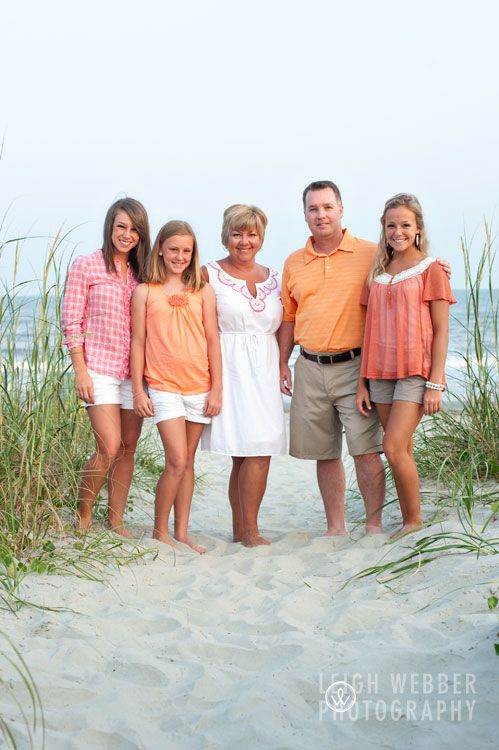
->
<box><xmin>149</xmin><ymin>388</ymin><xmax>211</xmax><ymax>425</ymax></box>
<box><xmin>84</xmin><ymin>370</ymin><xmax>134</xmax><ymax>409</ymax></box>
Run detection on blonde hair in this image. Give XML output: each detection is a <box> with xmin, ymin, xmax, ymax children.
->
<box><xmin>146</xmin><ymin>220</ymin><xmax>204</xmax><ymax>291</ymax></box>
<box><xmin>102</xmin><ymin>198</ymin><xmax>151</xmax><ymax>280</ymax></box>
<box><xmin>221</xmin><ymin>204</ymin><xmax>268</xmax><ymax>248</ymax></box>
<box><xmin>368</xmin><ymin>193</ymin><xmax>429</xmax><ymax>283</ymax></box>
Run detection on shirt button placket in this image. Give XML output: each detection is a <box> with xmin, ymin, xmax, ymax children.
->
<box><xmin>122</xmin><ymin>284</ymin><xmax>129</xmax><ymax>379</ymax></box>
<box><xmin>325</xmin><ymin>255</ymin><xmax>331</xmax><ymax>279</ymax></box>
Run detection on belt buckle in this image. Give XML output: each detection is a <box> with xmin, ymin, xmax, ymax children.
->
<box><xmin>318</xmin><ymin>354</ymin><xmax>333</xmax><ymax>365</ymax></box>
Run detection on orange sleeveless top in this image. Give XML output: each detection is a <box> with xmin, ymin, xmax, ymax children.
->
<box><xmin>144</xmin><ymin>285</ymin><xmax>211</xmax><ymax>394</ymax></box>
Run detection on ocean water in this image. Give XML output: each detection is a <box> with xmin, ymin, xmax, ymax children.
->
<box><xmin>284</xmin><ymin>289</ymin><xmax>498</xmax><ymax>404</ymax></box>
<box><xmin>2</xmin><ymin>290</ymin><xmax>497</xmax><ymax>402</ymax></box>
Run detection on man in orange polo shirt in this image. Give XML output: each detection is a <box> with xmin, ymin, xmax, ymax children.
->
<box><xmin>278</xmin><ymin>180</ymin><xmax>385</xmax><ymax>535</ymax></box>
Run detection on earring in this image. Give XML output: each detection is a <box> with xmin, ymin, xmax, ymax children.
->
<box><xmin>159</xmin><ymin>252</ymin><xmax>163</xmax><ymax>256</ymax></box>
<box><xmin>415</xmin><ymin>233</ymin><xmax>420</xmax><ymax>249</ymax></box>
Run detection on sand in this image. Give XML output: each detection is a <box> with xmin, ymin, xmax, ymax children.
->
<box><xmin>1</xmin><ymin>427</ymin><xmax>498</xmax><ymax>749</ymax></box>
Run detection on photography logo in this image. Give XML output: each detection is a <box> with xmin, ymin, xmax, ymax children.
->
<box><xmin>325</xmin><ymin>681</ymin><xmax>357</xmax><ymax>713</ymax></box>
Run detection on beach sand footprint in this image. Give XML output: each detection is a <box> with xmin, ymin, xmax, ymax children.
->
<box><xmin>104</xmin><ymin>660</ymin><xmax>170</xmax><ymax>687</ymax></box>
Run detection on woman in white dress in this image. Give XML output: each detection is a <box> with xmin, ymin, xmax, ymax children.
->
<box><xmin>201</xmin><ymin>204</ymin><xmax>286</xmax><ymax>546</ymax></box>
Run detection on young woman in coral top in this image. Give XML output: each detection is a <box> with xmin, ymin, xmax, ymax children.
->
<box><xmin>356</xmin><ymin>194</ymin><xmax>456</xmax><ymax>541</ymax></box>
<box><xmin>131</xmin><ymin>221</ymin><xmax>222</xmax><ymax>553</ymax></box>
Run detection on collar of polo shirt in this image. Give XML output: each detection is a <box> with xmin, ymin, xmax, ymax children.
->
<box><xmin>304</xmin><ymin>229</ymin><xmax>356</xmax><ymax>264</ymax></box>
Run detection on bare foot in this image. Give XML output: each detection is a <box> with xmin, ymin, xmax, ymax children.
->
<box><xmin>232</xmin><ymin>526</ymin><xmax>244</xmax><ymax>543</ymax></box>
<box><xmin>241</xmin><ymin>533</ymin><xmax>271</xmax><ymax>547</ymax></box>
<box><xmin>109</xmin><ymin>523</ymin><xmax>132</xmax><ymax>539</ymax></box>
<box><xmin>75</xmin><ymin>514</ymin><xmax>92</xmax><ymax>532</ymax></box>
<box><xmin>388</xmin><ymin>522</ymin><xmax>423</xmax><ymax>543</ymax></box>
<box><xmin>324</xmin><ymin>527</ymin><xmax>348</xmax><ymax>537</ymax></box>
<box><xmin>365</xmin><ymin>524</ymin><xmax>384</xmax><ymax>535</ymax></box>
<box><xmin>174</xmin><ymin>536</ymin><xmax>207</xmax><ymax>554</ymax></box>
<box><xmin>153</xmin><ymin>530</ymin><xmax>178</xmax><ymax>548</ymax></box>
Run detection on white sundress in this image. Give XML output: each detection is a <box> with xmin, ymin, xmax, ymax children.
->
<box><xmin>201</xmin><ymin>261</ymin><xmax>287</xmax><ymax>456</ymax></box>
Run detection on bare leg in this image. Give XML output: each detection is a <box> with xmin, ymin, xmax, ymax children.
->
<box><xmin>353</xmin><ymin>452</ymin><xmax>385</xmax><ymax>533</ymax></box>
<box><xmin>77</xmin><ymin>405</ymin><xmax>122</xmax><ymax>530</ymax></box>
<box><xmin>316</xmin><ymin>458</ymin><xmax>347</xmax><ymax>535</ymax></box>
<box><xmin>107</xmin><ymin>409</ymin><xmax>143</xmax><ymax>537</ymax></box>
<box><xmin>236</xmin><ymin>456</ymin><xmax>271</xmax><ymax>547</ymax></box>
<box><xmin>228</xmin><ymin>457</ymin><xmax>246</xmax><ymax>542</ymax></box>
<box><xmin>376</xmin><ymin>401</ymin><xmax>424</xmax><ymax>539</ymax></box>
<box><xmin>173</xmin><ymin>421</ymin><xmax>206</xmax><ymax>554</ymax></box>
<box><xmin>153</xmin><ymin>418</ymin><xmax>187</xmax><ymax>547</ymax></box>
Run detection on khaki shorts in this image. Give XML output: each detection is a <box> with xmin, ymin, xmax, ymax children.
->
<box><xmin>290</xmin><ymin>354</ymin><xmax>382</xmax><ymax>460</ymax></box>
<box><xmin>369</xmin><ymin>376</ymin><xmax>426</xmax><ymax>405</ymax></box>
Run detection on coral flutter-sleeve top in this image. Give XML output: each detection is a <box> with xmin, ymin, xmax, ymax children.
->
<box><xmin>360</xmin><ymin>257</ymin><xmax>457</xmax><ymax>381</ymax></box>
<box><xmin>144</xmin><ymin>285</ymin><xmax>211</xmax><ymax>394</ymax></box>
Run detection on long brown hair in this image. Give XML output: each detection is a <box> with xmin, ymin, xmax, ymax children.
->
<box><xmin>102</xmin><ymin>198</ymin><xmax>151</xmax><ymax>280</ymax></box>
<box><xmin>146</xmin><ymin>220</ymin><xmax>204</xmax><ymax>291</ymax></box>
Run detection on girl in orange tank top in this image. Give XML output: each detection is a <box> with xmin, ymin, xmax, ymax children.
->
<box><xmin>356</xmin><ymin>194</ymin><xmax>455</xmax><ymax>542</ymax></box>
<box><xmin>131</xmin><ymin>221</ymin><xmax>222</xmax><ymax>552</ymax></box>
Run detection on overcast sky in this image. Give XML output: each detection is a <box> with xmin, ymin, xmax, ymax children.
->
<box><xmin>1</xmin><ymin>0</ymin><xmax>499</xmax><ymax>287</ymax></box>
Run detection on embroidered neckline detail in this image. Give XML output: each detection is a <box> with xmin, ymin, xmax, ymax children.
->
<box><xmin>375</xmin><ymin>257</ymin><xmax>436</xmax><ymax>285</ymax></box>
<box><xmin>209</xmin><ymin>261</ymin><xmax>278</xmax><ymax>312</ymax></box>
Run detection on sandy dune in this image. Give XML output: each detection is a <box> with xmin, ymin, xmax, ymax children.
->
<box><xmin>1</xmin><ymin>444</ymin><xmax>497</xmax><ymax>749</ymax></box>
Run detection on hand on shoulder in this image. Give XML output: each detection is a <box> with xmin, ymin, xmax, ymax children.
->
<box><xmin>435</xmin><ymin>257</ymin><xmax>451</xmax><ymax>279</ymax></box>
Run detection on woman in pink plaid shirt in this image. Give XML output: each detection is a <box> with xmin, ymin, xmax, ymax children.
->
<box><xmin>62</xmin><ymin>198</ymin><xmax>151</xmax><ymax>536</ymax></box>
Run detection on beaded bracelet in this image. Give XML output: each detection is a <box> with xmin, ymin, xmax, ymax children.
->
<box><xmin>425</xmin><ymin>381</ymin><xmax>445</xmax><ymax>391</ymax></box>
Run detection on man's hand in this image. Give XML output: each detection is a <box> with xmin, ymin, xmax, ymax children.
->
<box><xmin>280</xmin><ymin>362</ymin><xmax>293</xmax><ymax>396</ymax></box>
<box><xmin>436</xmin><ymin>257</ymin><xmax>451</xmax><ymax>279</ymax></box>
<box><xmin>277</xmin><ymin>320</ymin><xmax>295</xmax><ymax>396</ymax></box>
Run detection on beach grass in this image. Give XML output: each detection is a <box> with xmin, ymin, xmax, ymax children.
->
<box><xmin>0</xmin><ymin>235</ymin><xmax>156</xmax><ymax>609</ymax></box>
<box><xmin>0</xmin><ymin>630</ymin><xmax>44</xmax><ymax>749</ymax></box>
<box><xmin>351</xmin><ymin>223</ymin><xmax>498</xmax><ymax>584</ymax></box>
<box><xmin>415</xmin><ymin>225</ymin><xmax>498</xmax><ymax>494</ymax></box>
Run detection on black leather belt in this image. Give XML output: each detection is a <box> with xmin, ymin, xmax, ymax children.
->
<box><xmin>300</xmin><ymin>347</ymin><xmax>361</xmax><ymax>365</ymax></box>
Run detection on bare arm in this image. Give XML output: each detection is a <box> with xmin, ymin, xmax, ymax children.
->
<box><xmin>277</xmin><ymin>319</ymin><xmax>295</xmax><ymax>395</ymax></box>
<box><xmin>131</xmin><ymin>284</ymin><xmax>154</xmax><ymax>418</ymax></box>
<box><xmin>62</xmin><ymin>256</ymin><xmax>94</xmax><ymax>402</ymax></box>
<box><xmin>356</xmin><ymin>360</ymin><xmax>372</xmax><ymax>417</ymax></box>
<box><xmin>424</xmin><ymin>299</ymin><xmax>450</xmax><ymax>416</ymax></box>
<box><xmin>70</xmin><ymin>348</ymin><xmax>94</xmax><ymax>404</ymax></box>
<box><xmin>202</xmin><ymin>284</ymin><xmax>222</xmax><ymax>417</ymax></box>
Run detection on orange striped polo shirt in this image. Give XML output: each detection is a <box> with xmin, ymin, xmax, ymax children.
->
<box><xmin>281</xmin><ymin>229</ymin><xmax>377</xmax><ymax>352</ymax></box>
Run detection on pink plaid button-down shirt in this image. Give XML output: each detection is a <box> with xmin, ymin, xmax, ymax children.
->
<box><xmin>62</xmin><ymin>250</ymin><xmax>138</xmax><ymax>379</ymax></box>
